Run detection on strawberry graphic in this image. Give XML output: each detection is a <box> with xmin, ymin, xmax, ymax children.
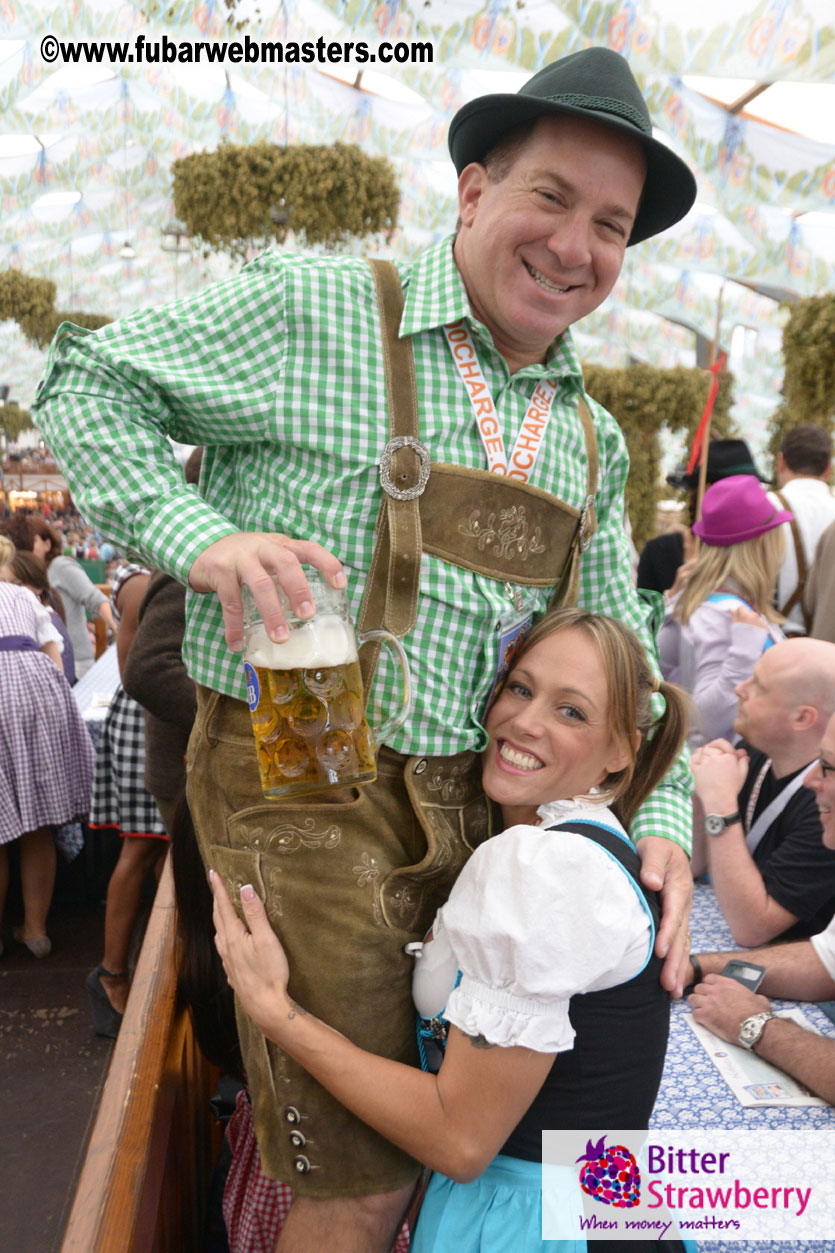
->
<box><xmin>576</xmin><ymin>1136</ymin><xmax>640</xmax><ymax>1208</ymax></box>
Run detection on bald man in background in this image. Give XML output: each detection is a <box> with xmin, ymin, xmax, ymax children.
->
<box><xmin>691</xmin><ymin>637</ymin><xmax>835</xmax><ymax>945</ymax></box>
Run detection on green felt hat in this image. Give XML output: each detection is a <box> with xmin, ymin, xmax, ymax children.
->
<box><xmin>448</xmin><ymin>47</ymin><xmax>697</xmax><ymax>245</ymax></box>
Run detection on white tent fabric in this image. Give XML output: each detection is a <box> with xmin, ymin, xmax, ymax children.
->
<box><xmin>1</xmin><ymin>0</ymin><xmax>834</xmax><ymax>458</ymax></box>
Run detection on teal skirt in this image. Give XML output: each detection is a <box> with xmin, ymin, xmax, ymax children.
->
<box><xmin>410</xmin><ymin>1154</ymin><xmax>700</xmax><ymax>1253</ymax></box>
<box><xmin>410</xmin><ymin>1154</ymin><xmax>584</xmax><ymax>1253</ymax></box>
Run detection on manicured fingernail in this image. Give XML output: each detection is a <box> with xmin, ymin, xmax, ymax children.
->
<box><xmin>298</xmin><ymin>600</ymin><xmax>315</xmax><ymax>618</ymax></box>
<box><xmin>270</xmin><ymin>625</ymin><xmax>289</xmax><ymax>643</ymax></box>
<box><xmin>207</xmin><ymin>868</ymin><xmax>214</xmax><ymax>882</ymax></box>
<box><xmin>331</xmin><ymin>572</ymin><xmax>347</xmax><ymax>589</ymax></box>
<box><xmin>241</xmin><ymin>884</ymin><xmax>255</xmax><ymax>902</ymax></box>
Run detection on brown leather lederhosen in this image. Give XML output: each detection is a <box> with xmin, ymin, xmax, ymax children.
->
<box><xmin>187</xmin><ymin>259</ymin><xmax>600</xmax><ymax>1196</ymax></box>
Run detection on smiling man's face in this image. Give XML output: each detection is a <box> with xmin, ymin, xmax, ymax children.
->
<box><xmin>452</xmin><ymin>113</ymin><xmax>646</xmax><ymax>373</ymax></box>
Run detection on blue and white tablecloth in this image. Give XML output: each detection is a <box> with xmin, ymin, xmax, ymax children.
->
<box><xmin>651</xmin><ymin>880</ymin><xmax>835</xmax><ymax>1252</ymax></box>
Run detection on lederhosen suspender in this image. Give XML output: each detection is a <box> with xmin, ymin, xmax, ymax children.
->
<box><xmin>350</xmin><ymin>259</ymin><xmax>603</xmax><ymax>925</ymax></box>
<box><xmin>358</xmin><ymin>258</ymin><xmax>600</xmax><ymax>690</ymax></box>
<box><xmin>774</xmin><ymin>489</ymin><xmax>811</xmax><ymax>633</ymax></box>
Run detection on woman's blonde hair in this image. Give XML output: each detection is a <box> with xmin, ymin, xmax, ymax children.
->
<box><xmin>0</xmin><ymin>535</ymin><xmax>14</xmax><ymax>566</ymax></box>
<box><xmin>508</xmin><ymin>607</ymin><xmax>690</xmax><ymax>830</ymax></box>
<box><xmin>674</xmin><ymin>526</ymin><xmax>785</xmax><ymax>625</ymax></box>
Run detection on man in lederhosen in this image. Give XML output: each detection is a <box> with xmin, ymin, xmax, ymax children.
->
<box><xmin>35</xmin><ymin>46</ymin><xmax>697</xmax><ymax>1252</ymax></box>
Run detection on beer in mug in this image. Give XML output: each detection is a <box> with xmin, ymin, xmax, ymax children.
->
<box><xmin>242</xmin><ymin>571</ymin><xmax>411</xmax><ymax>799</ymax></box>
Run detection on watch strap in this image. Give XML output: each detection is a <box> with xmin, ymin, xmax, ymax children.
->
<box><xmin>704</xmin><ymin>810</ymin><xmax>741</xmax><ymax>835</ymax></box>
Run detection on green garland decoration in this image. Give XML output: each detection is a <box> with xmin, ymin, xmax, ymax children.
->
<box><xmin>584</xmin><ymin>363</ymin><xmax>735</xmax><ymax>551</ymax></box>
<box><xmin>0</xmin><ymin>270</ymin><xmax>58</xmax><ymax>349</ymax></box>
<box><xmin>52</xmin><ymin>311</ymin><xmax>113</xmax><ymax>335</ymax></box>
<box><xmin>765</xmin><ymin>295</ymin><xmax>835</xmax><ymax>466</ymax></box>
<box><xmin>172</xmin><ymin>142</ymin><xmax>399</xmax><ymax>259</ymax></box>
<box><xmin>0</xmin><ymin>269</ymin><xmax>112</xmax><ymax>350</ymax></box>
<box><xmin>0</xmin><ymin>401</ymin><xmax>34</xmax><ymax>441</ymax></box>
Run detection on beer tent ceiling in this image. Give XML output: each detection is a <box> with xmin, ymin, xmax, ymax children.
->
<box><xmin>1</xmin><ymin>0</ymin><xmax>834</xmax><ymax>455</ymax></box>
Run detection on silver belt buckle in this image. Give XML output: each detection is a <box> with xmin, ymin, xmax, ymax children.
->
<box><xmin>379</xmin><ymin>436</ymin><xmax>430</xmax><ymax>501</ymax></box>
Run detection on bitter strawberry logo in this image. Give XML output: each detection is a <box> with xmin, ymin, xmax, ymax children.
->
<box><xmin>576</xmin><ymin>1136</ymin><xmax>641</xmax><ymax>1208</ymax></box>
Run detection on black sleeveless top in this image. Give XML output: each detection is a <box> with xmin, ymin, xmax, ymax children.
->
<box><xmin>501</xmin><ymin>821</ymin><xmax>670</xmax><ymax>1162</ymax></box>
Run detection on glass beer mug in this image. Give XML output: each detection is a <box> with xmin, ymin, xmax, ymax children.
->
<box><xmin>241</xmin><ymin>569</ymin><xmax>412</xmax><ymax>800</ymax></box>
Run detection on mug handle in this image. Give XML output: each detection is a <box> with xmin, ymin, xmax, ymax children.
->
<box><xmin>357</xmin><ymin>629</ymin><xmax>412</xmax><ymax>744</ymax></box>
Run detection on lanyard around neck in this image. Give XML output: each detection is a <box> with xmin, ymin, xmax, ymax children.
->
<box><xmin>442</xmin><ymin>320</ymin><xmax>557</xmax><ymax>483</ymax></box>
<box><xmin>744</xmin><ymin>758</ymin><xmax>811</xmax><ymax>855</ymax></box>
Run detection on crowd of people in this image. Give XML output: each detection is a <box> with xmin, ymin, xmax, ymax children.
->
<box><xmin>1</xmin><ymin>43</ymin><xmax>834</xmax><ymax>1253</ymax></box>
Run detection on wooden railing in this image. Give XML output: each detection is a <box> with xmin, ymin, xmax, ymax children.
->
<box><xmin>61</xmin><ymin>856</ymin><xmax>219</xmax><ymax>1253</ymax></box>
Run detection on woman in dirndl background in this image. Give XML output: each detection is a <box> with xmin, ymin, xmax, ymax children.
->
<box><xmin>0</xmin><ymin>566</ymin><xmax>94</xmax><ymax>959</ymax></box>
<box><xmin>85</xmin><ymin>561</ymin><xmax>168</xmax><ymax>1036</ymax></box>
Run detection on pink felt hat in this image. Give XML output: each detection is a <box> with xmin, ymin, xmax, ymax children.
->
<box><xmin>691</xmin><ymin>475</ymin><xmax>793</xmax><ymax>547</ymax></box>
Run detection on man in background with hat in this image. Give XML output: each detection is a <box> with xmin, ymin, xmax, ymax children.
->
<box><xmin>637</xmin><ymin>438</ymin><xmax>767</xmax><ymax>596</ymax></box>
<box><xmin>35</xmin><ymin>47</ymin><xmax>697</xmax><ymax>1248</ymax></box>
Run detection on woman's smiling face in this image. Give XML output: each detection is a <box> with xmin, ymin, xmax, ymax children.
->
<box><xmin>482</xmin><ymin>625</ymin><xmax>631</xmax><ymax>827</ymax></box>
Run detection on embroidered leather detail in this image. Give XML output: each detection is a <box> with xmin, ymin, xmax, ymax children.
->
<box><xmin>354</xmin><ymin>852</ymin><xmax>384</xmax><ymax>926</ymax></box>
<box><xmin>424</xmin><ymin>760</ymin><xmax>472</xmax><ymax>804</ymax></box>
<box><xmin>236</xmin><ymin>819</ymin><xmax>342</xmax><ymax>854</ymax></box>
<box><xmin>353</xmin><ymin>851</ymin><xmax>379</xmax><ymax>887</ymax></box>
<box><xmin>459</xmin><ymin>505</ymin><xmax>545</xmax><ymax>562</ymax></box>
<box><xmin>263</xmin><ymin>864</ymin><xmax>284</xmax><ymax>920</ymax></box>
<box><xmin>387</xmin><ymin>883</ymin><xmax>418</xmax><ymax>919</ymax></box>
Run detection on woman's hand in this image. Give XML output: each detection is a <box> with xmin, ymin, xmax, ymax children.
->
<box><xmin>210</xmin><ymin>870</ymin><xmax>292</xmax><ymax>1039</ymax></box>
<box><xmin>729</xmin><ymin>603</ymin><xmax>766</xmax><ymax>629</ymax></box>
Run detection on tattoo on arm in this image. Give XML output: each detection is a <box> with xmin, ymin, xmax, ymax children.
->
<box><xmin>464</xmin><ymin>1030</ymin><xmax>496</xmax><ymax>1049</ymax></box>
<box><xmin>287</xmin><ymin>1000</ymin><xmax>308</xmax><ymax>1020</ymax></box>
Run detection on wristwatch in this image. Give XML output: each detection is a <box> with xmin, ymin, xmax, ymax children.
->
<box><xmin>703</xmin><ymin>810</ymin><xmax>741</xmax><ymax>836</ymax></box>
<box><xmin>738</xmin><ymin>1012</ymin><xmax>776</xmax><ymax>1051</ymax></box>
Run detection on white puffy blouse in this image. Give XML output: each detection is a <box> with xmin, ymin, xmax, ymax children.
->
<box><xmin>412</xmin><ymin>798</ymin><xmax>654</xmax><ymax>1054</ymax></box>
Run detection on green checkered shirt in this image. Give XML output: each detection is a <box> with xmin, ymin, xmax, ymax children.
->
<box><xmin>34</xmin><ymin>235</ymin><xmax>691</xmax><ymax>850</ymax></box>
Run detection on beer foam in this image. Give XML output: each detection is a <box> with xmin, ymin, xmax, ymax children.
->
<box><xmin>244</xmin><ymin>614</ymin><xmax>358</xmax><ymax>669</ymax></box>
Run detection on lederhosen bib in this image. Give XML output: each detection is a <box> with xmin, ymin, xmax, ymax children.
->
<box><xmin>358</xmin><ymin>259</ymin><xmax>602</xmax><ymax>923</ymax></box>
